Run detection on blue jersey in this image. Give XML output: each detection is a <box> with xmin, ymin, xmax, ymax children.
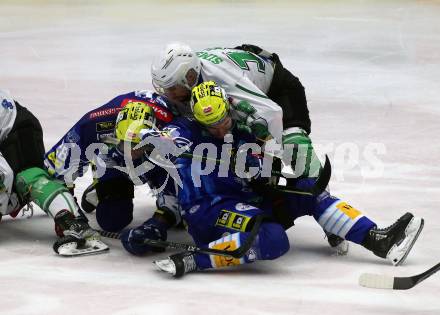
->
<box><xmin>44</xmin><ymin>90</ymin><xmax>174</xmax><ymax>184</ymax></box>
<box><xmin>44</xmin><ymin>91</ymin><xmax>182</xmax><ymax>222</ymax></box>
<box><xmin>163</xmin><ymin>118</ymin><xmax>262</xmax><ymax>215</ymax></box>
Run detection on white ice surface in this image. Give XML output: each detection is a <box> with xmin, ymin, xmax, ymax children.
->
<box><xmin>1</xmin><ymin>1</ymin><xmax>440</xmax><ymax>314</ymax></box>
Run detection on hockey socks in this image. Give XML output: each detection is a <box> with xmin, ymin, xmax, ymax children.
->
<box><xmin>199</xmin><ymin>222</ymin><xmax>289</xmax><ymax>269</ymax></box>
<box><xmin>316</xmin><ymin>197</ymin><xmax>424</xmax><ymax>265</ymax></box>
<box><xmin>15</xmin><ymin>167</ymin><xmax>79</xmax><ymax>217</ymax></box>
<box><xmin>316</xmin><ymin>198</ymin><xmax>375</xmax><ymax>244</ymax></box>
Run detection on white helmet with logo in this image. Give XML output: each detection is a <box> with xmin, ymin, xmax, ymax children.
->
<box><xmin>151</xmin><ymin>42</ymin><xmax>201</xmax><ymax>92</ymax></box>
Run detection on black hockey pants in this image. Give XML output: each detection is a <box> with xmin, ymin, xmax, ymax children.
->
<box><xmin>267</xmin><ymin>54</ymin><xmax>311</xmax><ymax>134</ymax></box>
<box><xmin>234</xmin><ymin>44</ymin><xmax>311</xmax><ymax>134</ymax></box>
<box><xmin>0</xmin><ymin>102</ymin><xmax>45</xmax><ymax>175</ymax></box>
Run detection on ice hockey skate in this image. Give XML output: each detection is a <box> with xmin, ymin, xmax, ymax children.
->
<box><xmin>325</xmin><ymin>231</ymin><xmax>349</xmax><ymax>256</ymax></box>
<box><xmin>362</xmin><ymin>212</ymin><xmax>424</xmax><ymax>266</ymax></box>
<box><xmin>53</xmin><ymin>210</ymin><xmax>109</xmax><ymax>257</ymax></box>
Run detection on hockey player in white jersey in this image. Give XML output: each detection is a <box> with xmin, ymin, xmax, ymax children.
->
<box><xmin>151</xmin><ymin>43</ymin><xmax>346</xmax><ymax>251</ymax></box>
<box><xmin>151</xmin><ymin>43</ymin><xmax>297</xmax><ymax>141</ymax></box>
<box><xmin>0</xmin><ymin>90</ymin><xmax>108</xmax><ymax>256</ymax></box>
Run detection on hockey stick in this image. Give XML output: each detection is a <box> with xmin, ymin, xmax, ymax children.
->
<box><xmin>271</xmin><ymin>155</ymin><xmax>331</xmax><ymax>196</ymax></box>
<box><xmin>179</xmin><ymin>152</ymin><xmax>331</xmax><ymax>196</ymax></box>
<box><xmin>99</xmin><ymin>215</ymin><xmax>264</xmax><ymax>259</ymax></box>
<box><xmin>132</xmin><ymin>131</ymin><xmax>331</xmax><ymax>196</ymax></box>
<box><xmin>359</xmin><ymin>262</ymin><xmax>440</xmax><ymax>290</ymax></box>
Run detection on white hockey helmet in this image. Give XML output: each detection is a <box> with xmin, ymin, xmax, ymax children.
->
<box><xmin>151</xmin><ymin>42</ymin><xmax>201</xmax><ymax>92</ymax></box>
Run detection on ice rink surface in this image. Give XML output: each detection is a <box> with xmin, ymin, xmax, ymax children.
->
<box><xmin>1</xmin><ymin>0</ymin><xmax>440</xmax><ymax>314</ymax></box>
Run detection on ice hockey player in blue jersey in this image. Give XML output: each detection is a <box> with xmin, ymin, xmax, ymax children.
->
<box><xmin>151</xmin><ymin>43</ymin><xmax>346</xmax><ymax>248</ymax></box>
<box><xmin>44</xmin><ymin>91</ymin><xmax>181</xmax><ymax>235</ymax></box>
<box><xmin>0</xmin><ymin>89</ymin><xmax>108</xmax><ymax>256</ymax></box>
<box><xmin>150</xmin><ymin>81</ymin><xmax>424</xmax><ymax>278</ymax></box>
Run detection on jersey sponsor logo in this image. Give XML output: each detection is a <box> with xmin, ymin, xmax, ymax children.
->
<box><xmin>235</xmin><ymin>203</ymin><xmax>257</xmax><ymax>211</ymax></box>
<box><xmin>1</xmin><ymin>99</ymin><xmax>14</xmax><ymax>110</ymax></box>
<box><xmin>121</xmin><ymin>99</ymin><xmax>173</xmax><ymax>123</ymax></box>
<box><xmin>149</xmin><ymin>103</ymin><xmax>173</xmax><ymax>123</ymax></box>
<box><xmin>98</xmin><ymin>132</ymin><xmax>114</xmax><ymax>141</ymax></box>
<box><xmin>203</xmin><ymin>106</ymin><xmax>212</xmax><ymax>113</ymax></box>
<box><xmin>46</xmin><ymin>152</ymin><xmax>57</xmax><ymax>166</ymax></box>
<box><xmin>50</xmin><ymin>143</ymin><xmax>72</xmax><ymax>168</ymax></box>
<box><xmin>89</xmin><ymin>107</ymin><xmax>121</xmax><ymax>119</ymax></box>
<box><xmin>336</xmin><ymin>202</ymin><xmax>362</xmax><ymax>220</ymax></box>
<box><xmin>96</xmin><ymin>121</ymin><xmax>115</xmax><ymax>132</ymax></box>
<box><xmin>121</xmin><ymin>98</ymin><xmax>145</xmax><ymax>108</ymax></box>
<box><xmin>188</xmin><ymin>204</ymin><xmax>200</xmax><ymax>214</ymax></box>
<box><xmin>215</xmin><ymin>209</ymin><xmax>251</xmax><ymax>232</ymax></box>
<box><xmin>66</xmin><ymin>130</ymin><xmax>80</xmax><ymax>143</ymax></box>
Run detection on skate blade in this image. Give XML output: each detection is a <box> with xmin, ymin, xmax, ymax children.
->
<box><xmin>391</xmin><ymin>217</ymin><xmax>424</xmax><ymax>266</ymax></box>
<box><xmin>58</xmin><ymin>240</ymin><xmax>109</xmax><ymax>257</ymax></box>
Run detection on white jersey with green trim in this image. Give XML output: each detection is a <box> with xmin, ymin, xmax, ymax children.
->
<box><xmin>0</xmin><ymin>90</ymin><xmax>19</xmax><ymax>215</ymax></box>
<box><xmin>197</xmin><ymin>47</ymin><xmax>283</xmax><ymax>143</ymax></box>
<box><xmin>0</xmin><ymin>90</ymin><xmax>17</xmax><ymax>143</ymax></box>
<box><xmin>0</xmin><ymin>153</ymin><xmax>20</xmax><ymax>215</ymax></box>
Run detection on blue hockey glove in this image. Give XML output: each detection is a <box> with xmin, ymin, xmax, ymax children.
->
<box><xmin>120</xmin><ymin>217</ymin><xmax>167</xmax><ymax>255</ymax></box>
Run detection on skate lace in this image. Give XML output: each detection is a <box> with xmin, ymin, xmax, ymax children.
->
<box><xmin>374</xmin><ymin>216</ymin><xmax>403</xmax><ymax>233</ymax></box>
<box><xmin>69</xmin><ymin>219</ymin><xmax>95</xmax><ymax>237</ymax></box>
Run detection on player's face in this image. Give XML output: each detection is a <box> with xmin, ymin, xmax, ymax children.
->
<box><xmin>117</xmin><ymin>141</ymin><xmax>145</xmax><ymax>160</ymax></box>
<box><xmin>206</xmin><ymin>116</ymin><xmax>233</xmax><ymax>139</ymax></box>
<box><xmin>130</xmin><ymin>147</ymin><xmax>145</xmax><ymax>160</ymax></box>
<box><xmin>164</xmin><ymin>84</ymin><xmax>191</xmax><ymax>103</ymax></box>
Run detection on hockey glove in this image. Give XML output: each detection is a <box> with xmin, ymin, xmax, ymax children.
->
<box><xmin>234</xmin><ymin>100</ymin><xmax>271</xmax><ymax>141</ymax></box>
<box><xmin>282</xmin><ymin>128</ymin><xmax>321</xmax><ymax>178</ymax></box>
<box><xmin>234</xmin><ymin>44</ymin><xmax>274</xmax><ymax>59</ymax></box>
<box><xmin>120</xmin><ymin>217</ymin><xmax>167</xmax><ymax>255</ymax></box>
